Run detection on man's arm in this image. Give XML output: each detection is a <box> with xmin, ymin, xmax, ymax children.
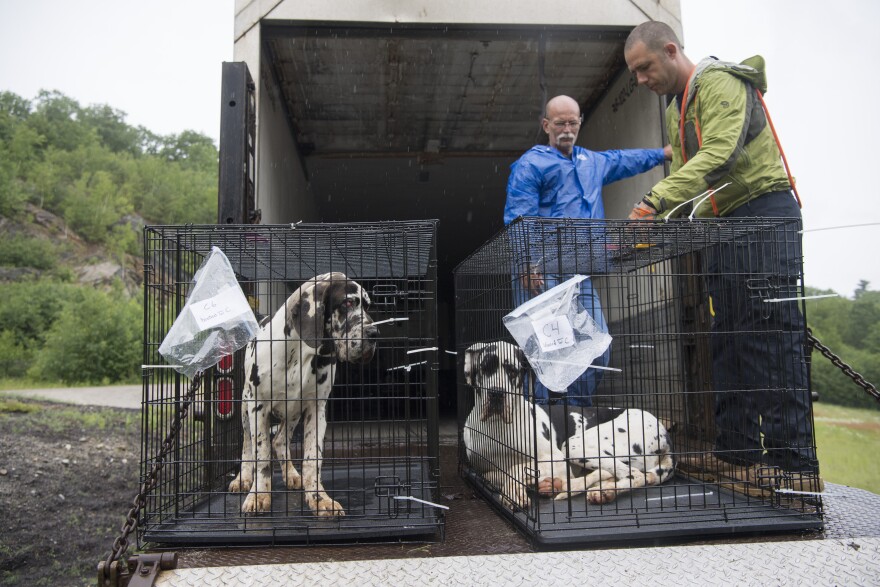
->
<box><xmin>504</xmin><ymin>158</ymin><xmax>544</xmax><ymax>225</ymax></box>
<box><xmin>598</xmin><ymin>148</ymin><xmax>667</xmax><ymax>185</ymax></box>
<box><xmin>646</xmin><ymin>72</ymin><xmax>750</xmax><ymax>215</ymax></box>
<box><xmin>504</xmin><ymin>156</ymin><xmax>545</xmax><ymax>295</ymax></box>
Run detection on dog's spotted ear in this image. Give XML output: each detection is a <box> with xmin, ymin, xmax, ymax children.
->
<box><xmin>287</xmin><ymin>273</ymin><xmax>339</xmax><ymax>348</ymax></box>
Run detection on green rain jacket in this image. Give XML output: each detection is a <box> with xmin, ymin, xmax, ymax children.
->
<box><xmin>646</xmin><ymin>56</ymin><xmax>792</xmax><ymax>218</ymax></box>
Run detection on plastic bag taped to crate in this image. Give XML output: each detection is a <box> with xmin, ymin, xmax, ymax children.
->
<box><xmin>158</xmin><ymin>246</ymin><xmax>259</xmax><ymax>378</ymax></box>
<box><xmin>503</xmin><ymin>275</ymin><xmax>611</xmax><ymax>392</ymax></box>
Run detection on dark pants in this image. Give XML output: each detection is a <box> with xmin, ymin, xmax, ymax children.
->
<box><xmin>513</xmin><ymin>274</ymin><xmax>610</xmax><ymax>407</ymax></box>
<box><xmin>708</xmin><ymin>191</ymin><xmax>817</xmax><ymax>472</ymax></box>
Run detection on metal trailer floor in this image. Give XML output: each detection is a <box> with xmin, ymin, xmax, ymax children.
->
<box><xmin>156</xmin><ymin>534</ymin><xmax>880</xmax><ymax>586</ymax></box>
<box><xmin>151</xmin><ymin>435</ymin><xmax>880</xmax><ymax>586</ymax></box>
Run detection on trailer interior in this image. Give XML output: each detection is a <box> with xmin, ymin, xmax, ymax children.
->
<box><xmin>246</xmin><ymin>21</ymin><xmax>667</xmax><ymax>408</ymax></box>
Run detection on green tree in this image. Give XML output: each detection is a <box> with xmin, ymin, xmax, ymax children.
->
<box><xmin>0</xmin><ymin>280</ymin><xmax>77</xmax><ymax>351</ymax></box>
<box><xmin>27</xmin><ymin>90</ymin><xmax>92</xmax><ymax>152</ymax></box>
<box><xmin>62</xmin><ymin>170</ymin><xmax>134</xmax><ymax>244</ymax></box>
<box><xmin>29</xmin><ymin>285</ymin><xmax>142</xmax><ymax>384</ymax></box>
<box><xmin>806</xmin><ymin>287</ymin><xmax>880</xmax><ymax>410</ymax></box>
<box><xmin>79</xmin><ymin>103</ymin><xmax>141</xmax><ymax>155</ymax></box>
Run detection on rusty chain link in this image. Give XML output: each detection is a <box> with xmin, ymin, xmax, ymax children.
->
<box><xmin>807</xmin><ymin>331</ymin><xmax>880</xmax><ymax>403</ymax></box>
<box><xmin>100</xmin><ymin>371</ymin><xmax>203</xmax><ymax>583</ymax></box>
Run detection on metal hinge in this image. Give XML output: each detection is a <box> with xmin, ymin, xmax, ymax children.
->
<box><xmin>98</xmin><ymin>553</ymin><xmax>178</xmax><ymax>587</ymax></box>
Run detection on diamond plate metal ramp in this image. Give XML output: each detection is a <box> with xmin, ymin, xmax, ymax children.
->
<box><xmin>155</xmin><ymin>536</ymin><xmax>880</xmax><ymax>586</ymax></box>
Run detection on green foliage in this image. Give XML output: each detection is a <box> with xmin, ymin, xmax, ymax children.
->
<box><xmin>806</xmin><ymin>286</ymin><xmax>880</xmax><ymax>410</ymax></box>
<box><xmin>0</xmin><ymin>234</ymin><xmax>57</xmax><ymax>270</ymax></box>
<box><xmin>0</xmin><ymin>280</ymin><xmax>77</xmax><ymax>349</ymax></box>
<box><xmin>0</xmin><ymin>330</ymin><xmax>33</xmax><ymax>378</ymax></box>
<box><xmin>29</xmin><ymin>285</ymin><xmax>143</xmax><ymax>384</ymax></box>
<box><xmin>0</xmin><ymin>90</ymin><xmax>223</xmax><ymax>386</ymax></box>
<box><xmin>0</xmin><ymin>89</ymin><xmax>218</xmax><ymax>225</ymax></box>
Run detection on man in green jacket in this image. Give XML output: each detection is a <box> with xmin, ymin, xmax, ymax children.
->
<box><xmin>624</xmin><ymin>21</ymin><xmax>821</xmax><ymax>495</ymax></box>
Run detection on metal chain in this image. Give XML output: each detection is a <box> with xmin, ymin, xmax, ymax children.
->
<box><xmin>807</xmin><ymin>331</ymin><xmax>880</xmax><ymax>403</ymax></box>
<box><xmin>101</xmin><ymin>372</ymin><xmax>204</xmax><ymax>580</ymax></box>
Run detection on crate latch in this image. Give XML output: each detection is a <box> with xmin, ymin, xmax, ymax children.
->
<box><xmin>374</xmin><ymin>475</ymin><xmax>409</xmax><ymax>517</ymax></box>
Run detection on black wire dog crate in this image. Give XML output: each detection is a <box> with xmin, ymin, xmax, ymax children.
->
<box><xmin>454</xmin><ymin>217</ymin><xmax>822</xmax><ymax>548</ymax></box>
<box><xmin>140</xmin><ymin>221</ymin><xmax>442</xmax><ymax>546</ymax></box>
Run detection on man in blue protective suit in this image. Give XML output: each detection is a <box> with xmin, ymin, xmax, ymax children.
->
<box><xmin>504</xmin><ymin>94</ymin><xmax>671</xmax><ymax>406</ymax></box>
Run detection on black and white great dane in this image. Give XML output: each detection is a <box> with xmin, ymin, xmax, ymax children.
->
<box><xmin>228</xmin><ymin>272</ymin><xmax>378</xmax><ymax>516</ymax></box>
<box><xmin>463</xmin><ymin>341</ymin><xmax>675</xmax><ymax>510</ymax></box>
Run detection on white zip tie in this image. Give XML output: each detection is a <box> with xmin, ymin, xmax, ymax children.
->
<box><xmin>629</xmin><ymin>344</ymin><xmax>655</xmax><ymax>349</ymax></box>
<box><xmin>407</xmin><ymin>347</ymin><xmax>438</xmax><ymax>355</ymax></box>
<box><xmin>586</xmin><ymin>364</ymin><xmax>623</xmax><ymax>372</ymax></box>
<box><xmin>387</xmin><ymin>360</ymin><xmax>427</xmax><ymax>372</ymax></box>
<box><xmin>445</xmin><ymin>350</ymin><xmax>458</xmax><ymax>355</ymax></box>
<box><xmin>775</xmin><ymin>488</ymin><xmax>838</xmax><ymax>497</ymax></box>
<box><xmin>663</xmin><ymin>182</ymin><xmax>731</xmax><ymax>221</ymax></box>
<box><xmin>538</xmin><ymin>359</ymin><xmax>622</xmax><ymax>372</ymax></box>
<box><xmin>393</xmin><ymin>496</ymin><xmax>450</xmax><ymax>510</ymax></box>
<box><xmin>290</xmin><ymin>220</ymin><xmax>302</xmax><ymax>229</ymax></box>
<box><xmin>801</xmin><ymin>222</ymin><xmax>880</xmax><ymax>233</ymax></box>
<box><xmin>688</xmin><ymin>182</ymin><xmax>732</xmax><ymax>220</ymax></box>
<box><xmin>646</xmin><ymin>491</ymin><xmax>714</xmax><ymax>502</ymax></box>
<box><xmin>371</xmin><ymin>317</ymin><xmax>409</xmax><ymax>326</ymax></box>
<box><xmin>764</xmin><ymin>294</ymin><xmax>839</xmax><ymax>303</ymax></box>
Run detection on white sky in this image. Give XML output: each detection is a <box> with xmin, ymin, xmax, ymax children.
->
<box><xmin>0</xmin><ymin>0</ymin><xmax>877</xmax><ymax>297</ymax></box>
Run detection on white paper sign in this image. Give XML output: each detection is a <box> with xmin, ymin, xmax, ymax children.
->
<box><xmin>532</xmin><ymin>314</ymin><xmax>575</xmax><ymax>352</ymax></box>
<box><xmin>191</xmin><ymin>287</ymin><xmax>251</xmax><ymax>330</ymax></box>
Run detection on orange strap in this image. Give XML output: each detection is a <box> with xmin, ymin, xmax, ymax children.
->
<box><xmin>756</xmin><ymin>89</ymin><xmax>802</xmax><ymax>208</ymax></box>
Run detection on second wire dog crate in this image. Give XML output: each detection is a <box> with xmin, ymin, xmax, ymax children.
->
<box><xmin>454</xmin><ymin>217</ymin><xmax>822</xmax><ymax>548</ymax></box>
<box><xmin>140</xmin><ymin>221</ymin><xmax>442</xmax><ymax>545</ymax></box>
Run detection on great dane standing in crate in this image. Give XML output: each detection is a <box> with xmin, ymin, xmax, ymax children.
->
<box><xmin>463</xmin><ymin>341</ymin><xmax>675</xmax><ymax>510</ymax></box>
<box><xmin>229</xmin><ymin>272</ymin><xmax>378</xmax><ymax>516</ymax></box>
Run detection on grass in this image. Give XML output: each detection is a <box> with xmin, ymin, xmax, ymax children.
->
<box><xmin>813</xmin><ymin>402</ymin><xmax>880</xmax><ymax>494</ymax></box>
<box><xmin>0</xmin><ymin>397</ymin><xmax>41</xmax><ymax>414</ymax></box>
<box><xmin>0</xmin><ymin>394</ymin><xmax>137</xmax><ymax>434</ymax></box>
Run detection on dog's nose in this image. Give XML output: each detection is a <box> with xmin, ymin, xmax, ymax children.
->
<box><xmin>488</xmin><ymin>388</ymin><xmax>505</xmax><ymax>401</ymax></box>
<box><xmin>365</xmin><ymin>325</ymin><xmax>378</xmax><ymax>339</ymax></box>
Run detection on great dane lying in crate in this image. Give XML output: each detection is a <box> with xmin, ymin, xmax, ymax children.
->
<box><xmin>463</xmin><ymin>341</ymin><xmax>675</xmax><ymax>510</ymax></box>
<box><xmin>229</xmin><ymin>272</ymin><xmax>378</xmax><ymax>516</ymax></box>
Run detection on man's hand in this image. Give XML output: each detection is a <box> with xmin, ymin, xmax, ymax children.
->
<box><xmin>628</xmin><ymin>198</ymin><xmax>659</xmax><ymax>221</ymax></box>
<box><xmin>521</xmin><ymin>264</ymin><xmax>544</xmax><ymax>296</ymax></box>
<box><xmin>663</xmin><ymin>144</ymin><xmax>673</xmax><ymax>161</ymax></box>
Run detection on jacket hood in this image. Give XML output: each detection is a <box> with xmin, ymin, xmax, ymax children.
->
<box><xmin>685</xmin><ymin>55</ymin><xmax>768</xmax><ymax>110</ymax></box>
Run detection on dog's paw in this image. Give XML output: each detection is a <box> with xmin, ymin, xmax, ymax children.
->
<box><xmin>282</xmin><ymin>463</ymin><xmax>302</xmax><ymax>490</ymax></box>
<box><xmin>587</xmin><ymin>487</ymin><xmax>618</xmax><ymax>505</ymax></box>
<box><xmin>241</xmin><ymin>491</ymin><xmax>272</xmax><ymax>513</ymax></box>
<box><xmin>538</xmin><ymin>476</ymin><xmax>565</xmax><ymax>496</ymax></box>
<box><xmin>311</xmin><ymin>494</ymin><xmax>346</xmax><ymax>517</ymax></box>
<box><xmin>228</xmin><ymin>474</ymin><xmax>252</xmax><ymax>493</ymax></box>
<box><xmin>500</xmin><ymin>490</ymin><xmax>530</xmax><ymax>511</ymax></box>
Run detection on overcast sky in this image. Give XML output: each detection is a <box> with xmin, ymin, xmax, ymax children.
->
<box><xmin>0</xmin><ymin>0</ymin><xmax>877</xmax><ymax>297</ymax></box>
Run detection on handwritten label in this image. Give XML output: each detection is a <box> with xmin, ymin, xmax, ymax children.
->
<box><xmin>532</xmin><ymin>314</ymin><xmax>575</xmax><ymax>353</ymax></box>
<box><xmin>191</xmin><ymin>287</ymin><xmax>251</xmax><ymax>331</ymax></box>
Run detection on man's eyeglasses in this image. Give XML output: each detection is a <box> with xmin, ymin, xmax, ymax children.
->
<box><xmin>547</xmin><ymin>118</ymin><xmax>583</xmax><ymax>130</ymax></box>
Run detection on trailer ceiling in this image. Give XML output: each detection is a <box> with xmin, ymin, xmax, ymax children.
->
<box><xmin>263</xmin><ymin>24</ymin><xmax>631</xmax><ymax>158</ymax></box>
